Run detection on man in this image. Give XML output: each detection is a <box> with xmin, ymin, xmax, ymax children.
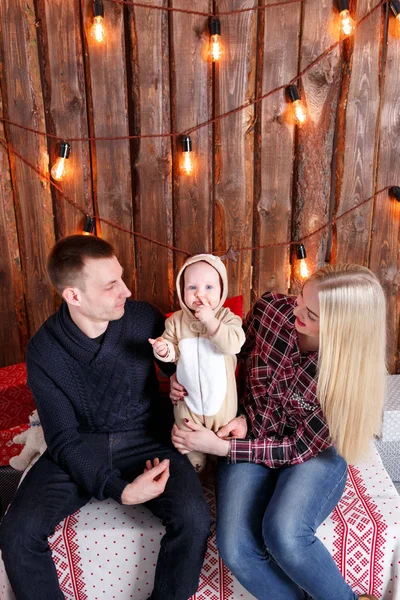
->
<box><xmin>0</xmin><ymin>235</ymin><xmax>211</xmax><ymax>600</ymax></box>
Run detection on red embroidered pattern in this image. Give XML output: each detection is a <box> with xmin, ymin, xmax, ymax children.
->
<box><xmin>331</xmin><ymin>464</ymin><xmax>387</xmax><ymax>596</ymax></box>
<box><xmin>49</xmin><ymin>512</ymin><xmax>87</xmax><ymax>600</ymax></box>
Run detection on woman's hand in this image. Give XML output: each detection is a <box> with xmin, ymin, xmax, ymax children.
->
<box><xmin>169</xmin><ymin>372</ymin><xmax>187</xmax><ymax>405</ymax></box>
<box><xmin>172</xmin><ymin>421</ymin><xmax>230</xmax><ymax>457</ymax></box>
<box><xmin>216</xmin><ymin>416</ymin><xmax>248</xmax><ymax>440</ymax></box>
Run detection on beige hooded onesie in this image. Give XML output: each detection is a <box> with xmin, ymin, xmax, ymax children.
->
<box><xmin>154</xmin><ymin>254</ymin><xmax>245</xmax><ymax>471</ymax></box>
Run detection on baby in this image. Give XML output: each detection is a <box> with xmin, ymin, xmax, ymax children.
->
<box><xmin>149</xmin><ymin>254</ymin><xmax>245</xmax><ymax>472</ymax></box>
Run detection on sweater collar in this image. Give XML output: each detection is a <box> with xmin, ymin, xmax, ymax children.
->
<box><xmin>50</xmin><ymin>302</ymin><xmax>124</xmax><ymax>365</ymax></box>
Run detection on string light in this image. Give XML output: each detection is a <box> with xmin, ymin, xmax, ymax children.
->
<box><xmin>181</xmin><ymin>135</ymin><xmax>194</xmax><ymax>175</ymax></box>
<box><xmin>389</xmin><ymin>186</ymin><xmax>400</xmax><ymax>202</ymax></box>
<box><xmin>209</xmin><ymin>17</ymin><xmax>222</xmax><ymax>62</ymax></box>
<box><xmin>89</xmin><ymin>0</ymin><xmax>106</xmax><ymax>43</ymax></box>
<box><xmin>338</xmin><ymin>0</ymin><xmax>355</xmax><ymax>37</ymax></box>
<box><xmin>286</xmin><ymin>85</ymin><xmax>308</xmax><ymax>126</ymax></box>
<box><xmin>50</xmin><ymin>142</ymin><xmax>71</xmax><ymax>181</ymax></box>
<box><xmin>83</xmin><ymin>216</ymin><xmax>96</xmax><ymax>235</ymax></box>
<box><xmin>296</xmin><ymin>244</ymin><xmax>310</xmax><ymax>279</ymax></box>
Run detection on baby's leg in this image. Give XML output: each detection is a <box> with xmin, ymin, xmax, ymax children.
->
<box><xmin>174</xmin><ymin>402</ymin><xmax>207</xmax><ymax>472</ymax></box>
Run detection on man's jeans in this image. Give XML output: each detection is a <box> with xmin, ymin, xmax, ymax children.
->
<box><xmin>0</xmin><ymin>430</ymin><xmax>211</xmax><ymax>600</ymax></box>
<box><xmin>216</xmin><ymin>447</ymin><xmax>357</xmax><ymax>600</ymax></box>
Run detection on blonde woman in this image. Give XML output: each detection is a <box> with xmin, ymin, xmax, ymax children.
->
<box><xmin>171</xmin><ymin>264</ymin><xmax>386</xmax><ymax>600</ymax></box>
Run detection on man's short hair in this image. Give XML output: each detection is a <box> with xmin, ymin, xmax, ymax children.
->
<box><xmin>47</xmin><ymin>234</ymin><xmax>115</xmax><ymax>295</ymax></box>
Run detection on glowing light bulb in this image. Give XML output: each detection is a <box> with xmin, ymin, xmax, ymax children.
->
<box><xmin>286</xmin><ymin>85</ymin><xmax>308</xmax><ymax>126</ymax></box>
<box><xmin>292</xmin><ymin>100</ymin><xmax>308</xmax><ymax>125</ymax></box>
<box><xmin>51</xmin><ymin>142</ymin><xmax>70</xmax><ymax>182</ymax></box>
<box><xmin>339</xmin><ymin>9</ymin><xmax>355</xmax><ymax>36</ymax></box>
<box><xmin>299</xmin><ymin>259</ymin><xmax>310</xmax><ymax>279</ymax></box>
<box><xmin>89</xmin><ymin>0</ymin><xmax>105</xmax><ymax>43</ymax></box>
<box><xmin>181</xmin><ymin>136</ymin><xmax>194</xmax><ymax>176</ymax></box>
<box><xmin>90</xmin><ymin>16</ymin><xmax>106</xmax><ymax>43</ymax></box>
<box><xmin>210</xmin><ymin>17</ymin><xmax>222</xmax><ymax>62</ymax></box>
<box><xmin>296</xmin><ymin>244</ymin><xmax>310</xmax><ymax>279</ymax></box>
<box><xmin>389</xmin><ymin>186</ymin><xmax>400</xmax><ymax>203</ymax></box>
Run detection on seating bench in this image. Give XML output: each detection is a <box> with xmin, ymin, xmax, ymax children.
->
<box><xmin>0</xmin><ymin>363</ymin><xmax>399</xmax><ymax>600</ymax></box>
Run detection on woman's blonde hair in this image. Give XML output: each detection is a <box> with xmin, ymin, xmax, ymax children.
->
<box><xmin>309</xmin><ymin>264</ymin><xmax>387</xmax><ymax>464</ymax></box>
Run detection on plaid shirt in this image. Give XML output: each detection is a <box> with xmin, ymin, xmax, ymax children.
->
<box><xmin>230</xmin><ymin>292</ymin><xmax>331</xmax><ymax>467</ymax></box>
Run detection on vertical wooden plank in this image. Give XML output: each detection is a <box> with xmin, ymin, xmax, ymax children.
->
<box><xmin>0</xmin><ymin>92</ymin><xmax>27</xmax><ymax>366</ymax></box>
<box><xmin>0</xmin><ymin>0</ymin><xmax>55</xmax><ymax>335</ymax></box>
<box><xmin>252</xmin><ymin>0</ymin><xmax>301</xmax><ymax>302</ymax></box>
<box><xmin>82</xmin><ymin>0</ymin><xmax>135</xmax><ymax>291</ymax></box>
<box><xmin>170</xmin><ymin>0</ymin><xmax>213</xmax><ymax>289</ymax></box>
<box><xmin>333</xmin><ymin>0</ymin><xmax>383</xmax><ymax>265</ymax></box>
<box><xmin>214</xmin><ymin>1</ymin><xmax>258</xmax><ymax>315</ymax></box>
<box><xmin>292</xmin><ymin>0</ymin><xmax>342</xmax><ymax>291</ymax></box>
<box><xmin>369</xmin><ymin>12</ymin><xmax>400</xmax><ymax>373</ymax></box>
<box><xmin>127</xmin><ymin>1</ymin><xmax>173</xmax><ymax>311</ymax></box>
<box><xmin>36</xmin><ymin>0</ymin><xmax>93</xmax><ymax>238</ymax></box>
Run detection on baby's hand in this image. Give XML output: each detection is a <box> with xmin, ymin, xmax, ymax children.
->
<box><xmin>149</xmin><ymin>337</ymin><xmax>169</xmax><ymax>358</ymax></box>
<box><xmin>194</xmin><ymin>301</ymin><xmax>214</xmax><ymax>325</ymax></box>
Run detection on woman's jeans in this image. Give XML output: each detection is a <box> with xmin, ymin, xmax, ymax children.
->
<box><xmin>0</xmin><ymin>430</ymin><xmax>211</xmax><ymax>600</ymax></box>
<box><xmin>217</xmin><ymin>447</ymin><xmax>357</xmax><ymax>600</ymax></box>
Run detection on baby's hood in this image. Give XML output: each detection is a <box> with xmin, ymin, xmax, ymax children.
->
<box><xmin>176</xmin><ymin>254</ymin><xmax>228</xmax><ymax>319</ymax></box>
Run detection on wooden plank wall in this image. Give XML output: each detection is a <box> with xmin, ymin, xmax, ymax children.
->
<box><xmin>0</xmin><ymin>0</ymin><xmax>399</xmax><ymax>371</ymax></box>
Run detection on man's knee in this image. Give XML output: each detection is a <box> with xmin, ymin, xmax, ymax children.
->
<box><xmin>176</xmin><ymin>494</ymin><xmax>212</xmax><ymax>541</ymax></box>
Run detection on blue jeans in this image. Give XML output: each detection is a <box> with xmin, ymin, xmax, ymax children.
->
<box><xmin>0</xmin><ymin>430</ymin><xmax>211</xmax><ymax>600</ymax></box>
<box><xmin>216</xmin><ymin>447</ymin><xmax>357</xmax><ymax>600</ymax></box>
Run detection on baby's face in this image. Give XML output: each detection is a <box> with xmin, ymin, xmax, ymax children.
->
<box><xmin>183</xmin><ymin>261</ymin><xmax>221</xmax><ymax>311</ymax></box>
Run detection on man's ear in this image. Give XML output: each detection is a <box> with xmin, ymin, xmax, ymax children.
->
<box><xmin>62</xmin><ymin>287</ymin><xmax>81</xmax><ymax>306</ymax></box>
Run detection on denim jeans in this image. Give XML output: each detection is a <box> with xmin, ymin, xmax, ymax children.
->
<box><xmin>216</xmin><ymin>447</ymin><xmax>357</xmax><ymax>600</ymax></box>
<box><xmin>0</xmin><ymin>430</ymin><xmax>211</xmax><ymax>600</ymax></box>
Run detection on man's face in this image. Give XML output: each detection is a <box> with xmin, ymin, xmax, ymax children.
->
<box><xmin>72</xmin><ymin>255</ymin><xmax>132</xmax><ymax>323</ymax></box>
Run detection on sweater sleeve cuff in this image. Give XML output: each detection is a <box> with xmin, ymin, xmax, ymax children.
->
<box><xmin>229</xmin><ymin>439</ymin><xmax>253</xmax><ymax>463</ymax></box>
<box><xmin>103</xmin><ymin>474</ymin><xmax>130</xmax><ymax>503</ymax></box>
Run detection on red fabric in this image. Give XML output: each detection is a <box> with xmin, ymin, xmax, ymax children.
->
<box><xmin>0</xmin><ymin>363</ymin><xmax>35</xmax><ymax>430</ymax></box>
<box><xmin>0</xmin><ymin>422</ymin><xmax>29</xmax><ymax>466</ymax></box>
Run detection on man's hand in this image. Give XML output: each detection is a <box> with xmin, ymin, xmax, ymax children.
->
<box><xmin>169</xmin><ymin>372</ymin><xmax>187</xmax><ymax>405</ymax></box>
<box><xmin>172</xmin><ymin>421</ymin><xmax>230</xmax><ymax>457</ymax></box>
<box><xmin>148</xmin><ymin>336</ymin><xmax>169</xmax><ymax>358</ymax></box>
<box><xmin>121</xmin><ymin>458</ymin><xmax>170</xmax><ymax>505</ymax></box>
<box><xmin>216</xmin><ymin>416</ymin><xmax>248</xmax><ymax>440</ymax></box>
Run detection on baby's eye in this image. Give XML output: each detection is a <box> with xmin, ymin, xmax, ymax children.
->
<box><xmin>206</xmin><ymin>285</ymin><xmax>213</xmax><ymax>290</ymax></box>
<box><xmin>188</xmin><ymin>285</ymin><xmax>196</xmax><ymax>291</ymax></box>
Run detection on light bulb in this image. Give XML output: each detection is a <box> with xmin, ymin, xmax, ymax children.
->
<box><xmin>211</xmin><ymin>35</ymin><xmax>222</xmax><ymax>62</ymax></box>
<box><xmin>181</xmin><ymin>136</ymin><xmax>194</xmax><ymax>175</ymax></box>
<box><xmin>292</xmin><ymin>100</ymin><xmax>308</xmax><ymax>125</ymax></box>
<box><xmin>299</xmin><ymin>259</ymin><xmax>310</xmax><ymax>279</ymax></box>
<box><xmin>339</xmin><ymin>9</ymin><xmax>355</xmax><ymax>36</ymax></box>
<box><xmin>210</xmin><ymin>17</ymin><xmax>222</xmax><ymax>62</ymax></box>
<box><xmin>51</xmin><ymin>142</ymin><xmax>70</xmax><ymax>181</ymax></box>
<box><xmin>390</xmin><ymin>1</ymin><xmax>400</xmax><ymax>27</ymax></box>
<box><xmin>90</xmin><ymin>16</ymin><xmax>106</xmax><ymax>43</ymax></box>
<box><xmin>286</xmin><ymin>85</ymin><xmax>308</xmax><ymax>126</ymax></box>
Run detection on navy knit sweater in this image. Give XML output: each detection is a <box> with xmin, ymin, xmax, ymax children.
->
<box><xmin>26</xmin><ymin>300</ymin><xmax>173</xmax><ymax>503</ymax></box>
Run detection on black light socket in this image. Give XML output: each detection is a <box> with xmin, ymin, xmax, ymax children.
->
<box><xmin>210</xmin><ymin>17</ymin><xmax>221</xmax><ymax>36</ymax></box>
<box><xmin>296</xmin><ymin>244</ymin><xmax>307</xmax><ymax>260</ymax></box>
<box><xmin>93</xmin><ymin>0</ymin><xmax>104</xmax><ymax>18</ymax></box>
<box><xmin>83</xmin><ymin>216</ymin><xmax>95</xmax><ymax>234</ymax></box>
<box><xmin>389</xmin><ymin>186</ymin><xmax>400</xmax><ymax>202</ymax></box>
<box><xmin>58</xmin><ymin>141</ymin><xmax>71</xmax><ymax>159</ymax></box>
<box><xmin>390</xmin><ymin>0</ymin><xmax>400</xmax><ymax>18</ymax></box>
<box><xmin>338</xmin><ymin>0</ymin><xmax>350</xmax><ymax>11</ymax></box>
<box><xmin>287</xmin><ymin>85</ymin><xmax>300</xmax><ymax>103</ymax></box>
<box><xmin>181</xmin><ymin>135</ymin><xmax>192</xmax><ymax>152</ymax></box>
